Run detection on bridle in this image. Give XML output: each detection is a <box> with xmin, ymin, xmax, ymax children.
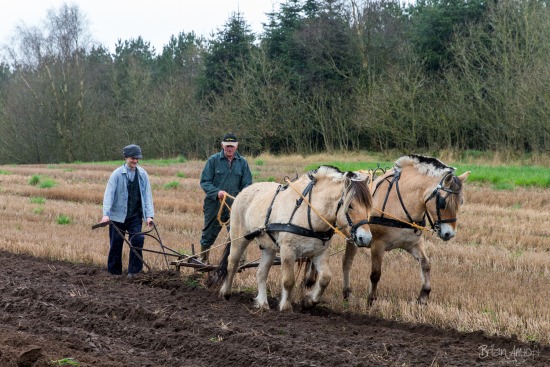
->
<box><xmin>424</xmin><ymin>172</ymin><xmax>462</xmax><ymax>232</ymax></box>
<box><xmin>334</xmin><ymin>184</ymin><xmax>371</xmax><ymax>242</ymax></box>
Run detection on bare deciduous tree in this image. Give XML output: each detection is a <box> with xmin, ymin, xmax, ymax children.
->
<box><xmin>3</xmin><ymin>3</ymin><xmax>92</xmax><ymax>162</ymax></box>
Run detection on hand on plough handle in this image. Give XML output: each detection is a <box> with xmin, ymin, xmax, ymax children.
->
<box><xmin>91</xmin><ymin>221</ymin><xmax>111</xmax><ymax>230</ymax></box>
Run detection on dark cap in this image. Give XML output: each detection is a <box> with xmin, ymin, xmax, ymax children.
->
<box><xmin>123</xmin><ymin>144</ymin><xmax>143</xmax><ymax>159</ymax></box>
<box><xmin>222</xmin><ymin>132</ymin><xmax>238</xmax><ymax>146</ymax></box>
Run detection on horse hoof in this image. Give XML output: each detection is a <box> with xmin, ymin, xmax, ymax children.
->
<box><xmin>343</xmin><ymin>289</ymin><xmax>351</xmax><ymax>300</ymax></box>
<box><xmin>253</xmin><ymin>298</ymin><xmax>270</xmax><ymax>310</ymax></box>
<box><xmin>416</xmin><ymin>289</ymin><xmax>430</xmax><ymax>305</ymax></box>
<box><xmin>416</xmin><ymin>297</ymin><xmax>428</xmax><ymax>305</ymax></box>
<box><xmin>259</xmin><ymin>304</ymin><xmax>270</xmax><ymax>311</ymax></box>
<box><xmin>301</xmin><ymin>294</ymin><xmax>320</xmax><ymax>310</ymax></box>
<box><xmin>367</xmin><ymin>296</ymin><xmax>376</xmax><ymax>307</ymax></box>
<box><xmin>279</xmin><ymin>302</ymin><xmax>293</xmax><ymax>312</ymax></box>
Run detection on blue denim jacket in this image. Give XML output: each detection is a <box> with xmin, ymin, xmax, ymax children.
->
<box><xmin>103</xmin><ymin>164</ymin><xmax>154</xmax><ymax>223</ymax></box>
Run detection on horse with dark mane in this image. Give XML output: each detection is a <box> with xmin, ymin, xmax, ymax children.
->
<box><xmin>342</xmin><ymin>154</ymin><xmax>470</xmax><ymax>305</ymax></box>
<box><xmin>217</xmin><ymin>166</ymin><xmax>373</xmax><ymax>311</ymax></box>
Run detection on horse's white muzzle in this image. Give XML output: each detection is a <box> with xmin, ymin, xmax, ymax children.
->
<box><xmin>438</xmin><ymin>223</ymin><xmax>456</xmax><ymax>241</ymax></box>
<box><xmin>354</xmin><ymin>228</ymin><xmax>372</xmax><ymax>248</ymax></box>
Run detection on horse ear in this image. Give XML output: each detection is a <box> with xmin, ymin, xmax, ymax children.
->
<box><xmin>352</xmin><ymin>171</ymin><xmax>368</xmax><ymax>182</ymax></box>
<box><xmin>457</xmin><ymin>171</ymin><xmax>471</xmax><ymax>182</ymax></box>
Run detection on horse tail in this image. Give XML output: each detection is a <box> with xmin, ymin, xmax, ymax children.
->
<box><xmin>206</xmin><ymin>242</ymin><xmax>231</xmax><ymax>287</ymax></box>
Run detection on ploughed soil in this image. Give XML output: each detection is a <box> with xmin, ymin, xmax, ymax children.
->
<box><xmin>1</xmin><ymin>250</ymin><xmax>548</xmax><ymax>367</ymax></box>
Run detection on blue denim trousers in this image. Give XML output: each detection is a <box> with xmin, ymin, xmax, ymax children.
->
<box><xmin>107</xmin><ymin>215</ymin><xmax>144</xmax><ymax>275</ymax></box>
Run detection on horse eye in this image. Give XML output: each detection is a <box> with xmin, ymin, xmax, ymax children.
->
<box><xmin>348</xmin><ymin>204</ymin><xmax>354</xmax><ymax>210</ymax></box>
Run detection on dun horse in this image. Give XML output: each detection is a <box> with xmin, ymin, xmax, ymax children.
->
<box><xmin>342</xmin><ymin>154</ymin><xmax>470</xmax><ymax>305</ymax></box>
<box><xmin>217</xmin><ymin>166</ymin><xmax>373</xmax><ymax>311</ymax></box>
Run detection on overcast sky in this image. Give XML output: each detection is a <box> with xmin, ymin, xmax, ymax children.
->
<box><xmin>0</xmin><ymin>1</ymin><xmax>283</xmax><ymax>54</ymax></box>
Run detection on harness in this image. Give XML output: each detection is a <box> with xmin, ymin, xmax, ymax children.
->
<box><xmin>370</xmin><ymin>171</ymin><xmax>459</xmax><ymax>234</ymax></box>
<box><xmin>266</xmin><ymin>175</ymin><xmax>335</xmax><ymax>243</ymax></box>
<box><xmin>244</xmin><ymin>174</ymin><xmax>367</xmax><ymax>246</ymax></box>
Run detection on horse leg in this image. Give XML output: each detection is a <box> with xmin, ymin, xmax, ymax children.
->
<box><xmin>367</xmin><ymin>245</ymin><xmax>384</xmax><ymax>306</ymax></box>
<box><xmin>342</xmin><ymin>240</ymin><xmax>358</xmax><ymax>300</ymax></box>
<box><xmin>302</xmin><ymin>259</ymin><xmax>317</xmax><ymax>289</ymax></box>
<box><xmin>219</xmin><ymin>237</ymin><xmax>250</xmax><ymax>300</ymax></box>
<box><xmin>408</xmin><ymin>243</ymin><xmax>431</xmax><ymax>305</ymax></box>
<box><xmin>302</xmin><ymin>253</ymin><xmax>331</xmax><ymax>309</ymax></box>
<box><xmin>254</xmin><ymin>247</ymin><xmax>276</xmax><ymax>310</ymax></box>
<box><xmin>279</xmin><ymin>249</ymin><xmax>296</xmax><ymax>312</ymax></box>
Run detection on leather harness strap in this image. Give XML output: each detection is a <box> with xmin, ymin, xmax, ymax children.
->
<box><xmin>246</xmin><ymin>175</ymin><xmax>338</xmax><ymax>245</ymax></box>
<box><xmin>368</xmin><ymin>215</ymin><xmax>427</xmax><ymax>230</ymax></box>
<box><xmin>265</xmin><ymin>223</ymin><xmax>335</xmax><ymax>242</ymax></box>
<box><xmin>370</xmin><ymin>171</ymin><xmax>428</xmax><ymax>234</ymax></box>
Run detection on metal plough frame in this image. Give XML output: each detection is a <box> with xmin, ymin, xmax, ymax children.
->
<box><xmin>91</xmin><ymin>221</ymin><xmax>269</xmax><ymax>273</ymax></box>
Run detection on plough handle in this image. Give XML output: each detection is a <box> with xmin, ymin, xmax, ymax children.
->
<box><xmin>91</xmin><ymin>221</ymin><xmax>111</xmax><ymax>230</ymax></box>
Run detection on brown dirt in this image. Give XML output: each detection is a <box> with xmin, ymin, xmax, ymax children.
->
<box><xmin>1</xmin><ymin>250</ymin><xmax>547</xmax><ymax>367</ymax></box>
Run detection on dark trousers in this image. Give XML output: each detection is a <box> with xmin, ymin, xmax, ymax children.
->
<box><xmin>200</xmin><ymin>202</ymin><xmax>230</xmax><ymax>250</ymax></box>
<box><xmin>108</xmin><ymin>215</ymin><xmax>144</xmax><ymax>275</ymax></box>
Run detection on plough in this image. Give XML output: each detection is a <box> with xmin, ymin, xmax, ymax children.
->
<box><xmin>91</xmin><ymin>221</ymin><xmax>278</xmax><ymax>274</ymax></box>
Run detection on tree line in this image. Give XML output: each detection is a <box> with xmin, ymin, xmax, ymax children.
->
<box><xmin>0</xmin><ymin>0</ymin><xmax>548</xmax><ymax>164</ymax></box>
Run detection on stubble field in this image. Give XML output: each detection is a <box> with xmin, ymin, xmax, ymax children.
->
<box><xmin>0</xmin><ymin>153</ymin><xmax>548</xmax><ymax>366</ymax></box>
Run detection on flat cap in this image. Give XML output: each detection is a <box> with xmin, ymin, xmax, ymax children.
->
<box><xmin>123</xmin><ymin>144</ymin><xmax>143</xmax><ymax>159</ymax></box>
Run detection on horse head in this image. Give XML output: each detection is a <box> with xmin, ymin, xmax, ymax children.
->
<box><xmin>339</xmin><ymin>170</ymin><xmax>373</xmax><ymax>247</ymax></box>
<box><xmin>424</xmin><ymin>169</ymin><xmax>470</xmax><ymax>240</ymax></box>
<box><xmin>307</xmin><ymin>166</ymin><xmax>372</xmax><ymax>247</ymax></box>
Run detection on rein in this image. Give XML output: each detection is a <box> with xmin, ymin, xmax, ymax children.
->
<box><xmin>217</xmin><ymin>192</ymin><xmax>236</xmax><ymax>227</ymax></box>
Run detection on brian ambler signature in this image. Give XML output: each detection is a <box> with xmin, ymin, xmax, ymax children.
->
<box><xmin>478</xmin><ymin>344</ymin><xmax>540</xmax><ymax>363</ymax></box>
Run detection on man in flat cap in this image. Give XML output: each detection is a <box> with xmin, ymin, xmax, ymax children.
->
<box><xmin>100</xmin><ymin>144</ymin><xmax>155</xmax><ymax>277</ymax></box>
<box><xmin>199</xmin><ymin>133</ymin><xmax>252</xmax><ymax>264</ymax></box>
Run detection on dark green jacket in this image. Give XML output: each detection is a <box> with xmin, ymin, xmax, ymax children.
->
<box><xmin>200</xmin><ymin>150</ymin><xmax>253</xmax><ymax>203</ymax></box>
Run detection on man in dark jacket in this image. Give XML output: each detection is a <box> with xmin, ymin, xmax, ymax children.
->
<box><xmin>199</xmin><ymin>133</ymin><xmax>253</xmax><ymax>263</ymax></box>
